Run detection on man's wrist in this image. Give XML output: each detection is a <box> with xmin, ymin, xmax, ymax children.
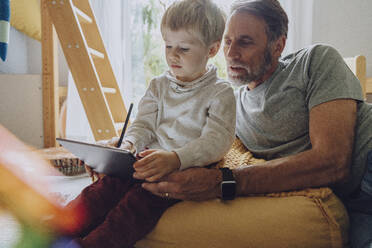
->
<box><xmin>219</xmin><ymin>167</ymin><xmax>237</xmax><ymax>201</ymax></box>
<box><xmin>215</xmin><ymin>168</ymin><xmax>223</xmax><ymax>198</ymax></box>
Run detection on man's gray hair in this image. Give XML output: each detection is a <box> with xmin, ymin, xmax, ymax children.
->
<box><xmin>230</xmin><ymin>0</ymin><xmax>288</xmax><ymax>43</ymax></box>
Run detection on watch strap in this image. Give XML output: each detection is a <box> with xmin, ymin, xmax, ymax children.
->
<box><xmin>219</xmin><ymin>167</ymin><xmax>236</xmax><ymax>201</ymax></box>
<box><xmin>220</xmin><ymin>167</ymin><xmax>234</xmax><ymax>181</ymax></box>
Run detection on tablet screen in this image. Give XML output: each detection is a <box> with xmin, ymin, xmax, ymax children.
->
<box><xmin>56</xmin><ymin>138</ymin><xmax>136</xmax><ymax>180</ymax></box>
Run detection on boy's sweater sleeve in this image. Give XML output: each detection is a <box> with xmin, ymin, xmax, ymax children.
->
<box><xmin>124</xmin><ymin>79</ymin><xmax>158</xmax><ymax>152</ymax></box>
<box><xmin>174</xmin><ymin>84</ymin><xmax>236</xmax><ymax>170</ymax></box>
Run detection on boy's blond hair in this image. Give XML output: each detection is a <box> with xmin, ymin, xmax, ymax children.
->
<box><xmin>161</xmin><ymin>0</ymin><xmax>226</xmax><ymax>46</ymax></box>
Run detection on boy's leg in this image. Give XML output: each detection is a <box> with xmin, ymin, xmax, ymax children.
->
<box><xmin>77</xmin><ymin>183</ymin><xmax>180</xmax><ymax>248</ymax></box>
<box><xmin>65</xmin><ymin>176</ymin><xmax>135</xmax><ymax>237</ymax></box>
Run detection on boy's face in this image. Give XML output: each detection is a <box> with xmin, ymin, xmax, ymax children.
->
<box><xmin>163</xmin><ymin>28</ymin><xmax>210</xmax><ymax>82</ymax></box>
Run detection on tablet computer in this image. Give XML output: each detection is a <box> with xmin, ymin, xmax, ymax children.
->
<box><xmin>56</xmin><ymin>138</ymin><xmax>136</xmax><ymax>180</ymax></box>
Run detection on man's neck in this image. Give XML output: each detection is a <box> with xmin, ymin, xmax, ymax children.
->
<box><xmin>246</xmin><ymin>60</ymin><xmax>279</xmax><ymax>91</ymax></box>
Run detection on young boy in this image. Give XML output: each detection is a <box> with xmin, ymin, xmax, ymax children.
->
<box><xmin>67</xmin><ymin>1</ymin><xmax>235</xmax><ymax>247</ymax></box>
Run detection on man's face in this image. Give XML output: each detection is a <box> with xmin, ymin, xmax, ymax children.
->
<box><xmin>223</xmin><ymin>12</ymin><xmax>273</xmax><ymax>87</ymax></box>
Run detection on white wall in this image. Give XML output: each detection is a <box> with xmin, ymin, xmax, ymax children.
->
<box><xmin>312</xmin><ymin>0</ymin><xmax>372</xmax><ymax>77</ymax></box>
<box><xmin>0</xmin><ymin>27</ymin><xmax>69</xmax><ymax>85</ymax></box>
<box><xmin>0</xmin><ymin>74</ymin><xmax>44</xmax><ymax>148</ymax></box>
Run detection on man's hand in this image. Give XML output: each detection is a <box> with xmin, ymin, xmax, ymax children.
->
<box><xmin>141</xmin><ymin>167</ymin><xmax>222</xmax><ymax>201</ymax></box>
<box><xmin>133</xmin><ymin>149</ymin><xmax>181</xmax><ymax>182</ymax></box>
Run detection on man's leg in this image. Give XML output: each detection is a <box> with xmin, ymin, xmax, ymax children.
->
<box><xmin>77</xmin><ymin>183</ymin><xmax>180</xmax><ymax>248</ymax></box>
<box><xmin>349</xmin><ymin>209</ymin><xmax>372</xmax><ymax>248</ymax></box>
<box><xmin>348</xmin><ymin>151</ymin><xmax>372</xmax><ymax>248</ymax></box>
<box><xmin>65</xmin><ymin>176</ymin><xmax>134</xmax><ymax>237</ymax></box>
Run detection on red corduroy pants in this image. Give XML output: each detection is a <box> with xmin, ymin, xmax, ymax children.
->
<box><xmin>66</xmin><ymin>176</ymin><xmax>179</xmax><ymax>248</ymax></box>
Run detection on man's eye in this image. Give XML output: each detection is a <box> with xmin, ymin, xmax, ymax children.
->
<box><xmin>180</xmin><ymin>48</ymin><xmax>189</xmax><ymax>52</ymax></box>
<box><xmin>240</xmin><ymin>40</ymin><xmax>253</xmax><ymax>46</ymax></box>
<box><xmin>166</xmin><ymin>45</ymin><xmax>172</xmax><ymax>49</ymax></box>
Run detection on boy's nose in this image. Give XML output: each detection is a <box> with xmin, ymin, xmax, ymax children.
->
<box><xmin>169</xmin><ymin>51</ymin><xmax>179</xmax><ymax>59</ymax></box>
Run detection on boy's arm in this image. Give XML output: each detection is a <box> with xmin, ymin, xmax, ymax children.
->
<box><xmin>133</xmin><ymin>149</ymin><xmax>181</xmax><ymax>182</ymax></box>
<box><xmin>124</xmin><ymin>79</ymin><xmax>159</xmax><ymax>152</ymax></box>
<box><xmin>174</xmin><ymin>85</ymin><xmax>236</xmax><ymax>170</ymax></box>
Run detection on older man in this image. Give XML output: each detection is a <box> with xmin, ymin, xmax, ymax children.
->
<box><xmin>139</xmin><ymin>0</ymin><xmax>372</xmax><ymax>247</ymax></box>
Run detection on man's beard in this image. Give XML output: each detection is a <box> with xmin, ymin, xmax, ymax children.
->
<box><xmin>227</xmin><ymin>46</ymin><xmax>273</xmax><ymax>87</ymax></box>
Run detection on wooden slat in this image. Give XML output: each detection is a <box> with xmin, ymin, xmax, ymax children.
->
<box><xmin>102</xmin><ymin>87</ymin><xmax>117</xmax><ymax>94</ymax></box>
<box><xmin>367</xmin><ymin>77</ymin><xmax>372</xmax><ymax>94</ymax></box>
<box><xmin>59</xmin><ymin>86</ymin><xmax>67</xmax><ymax>98</ymax></box>
<box><xmin>93</xmin><ymin>57</ymin><xmax>127</xmax><ymax>123</ymax></box>
<box><xmin>74</xmin><ymin>6</ymin><xmax>92</xmax><ymax>24</ymax></box>
<box><xmin>72</xmin><ymin>0</ymin><xmax>127</xmax><ymax>123</ymax></box>
<box><xmin>46</xmin><ymin>0</ymin><xmax>117</xmax><ymax>140</ymax></box>
<box><xmin>355</xmin><ymin>56</ymin><xmax>366</xmax><ymax>99</ymax></box>
<box><xmin>88</xmin><ymin>47</ymin><xmax>104</xmax><ymax>59</ymax></box>
<box><xmin>41</xmin><ymin>0</ymin><xmax>59</xmax><ymax>148</ymax></box>
<box><xmin>344</xmin><ymin>55</ymin><xmax>366</xmax><ymax>99</ymax></box>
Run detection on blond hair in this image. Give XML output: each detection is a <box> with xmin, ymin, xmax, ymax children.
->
<box><xmin>161</xmin><ymin>0</ymin><xmax>226</xmax><ymax>46</ymax></box>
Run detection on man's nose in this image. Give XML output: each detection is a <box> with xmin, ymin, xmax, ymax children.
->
<box><xmin>225</xmin><ymin>42</ymin><xmax>240</xmax><ymax>60</ymax></box>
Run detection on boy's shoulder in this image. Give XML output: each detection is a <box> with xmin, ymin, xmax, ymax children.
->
<box><xmin>212</xmin><ymin>78</ymin><xmax>234</xmax><ymax>91</ymax></box>
<box><xmin>147</xmin><ymin>73</ymin><xmax>169</xmax><ymax>89</ymax></box>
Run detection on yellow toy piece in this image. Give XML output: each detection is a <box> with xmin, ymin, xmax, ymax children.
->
<box><xmin>10</xmin><ymin>0</ymin><xmax>41</xmax><ymax>41</ymax></box>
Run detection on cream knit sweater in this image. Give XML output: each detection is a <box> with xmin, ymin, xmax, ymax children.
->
<box><xmin>125</xmin><ymin>65</ymin><xmax>236</xmax><ymax>170</ymax></box>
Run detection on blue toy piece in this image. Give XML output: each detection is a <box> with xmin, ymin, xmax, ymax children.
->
<box><xmin>0</xmin><ymin>0</ymin><xmax>10</xmax><ymax>61</ymax></box>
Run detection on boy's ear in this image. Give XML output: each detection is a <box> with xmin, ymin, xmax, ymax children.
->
<box><xmin>208</xmin><ymin>41</ymin><xmax>221</xmax><ymax>58</ymax></box>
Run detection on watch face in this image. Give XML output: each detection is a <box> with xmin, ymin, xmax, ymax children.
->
<box><xmin>221</xmin><ymin>181</ymin><xmax>236</xmax><ymax>200</ymax></box>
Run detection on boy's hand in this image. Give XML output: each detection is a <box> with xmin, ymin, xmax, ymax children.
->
<box><xmin>96</xmin><ymin>137</ymin><xmax>119</xmax><ymax>147</ymax></box>
<box><xmin>85</xmin><ymin>165</ymin><xmax>104</xmax><ymax>182</ymax></box>
<box><xmin>133</xmin><ymin>149</ymin><xmax>181</xmax><ymax>182</ymax></box>
<box><xmin>120</xmin><ymin>141</ymin><xmax>135</xmax><ymax>153</ymax></box>
<box><xmin>97</xmin><ymin>138</ymin><xmax>135</xmax><ymax>153</ymax></box>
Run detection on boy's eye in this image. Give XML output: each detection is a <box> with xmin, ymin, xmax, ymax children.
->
<box><xmin>166</xmin><ymin>45</ymin><xmax>172</xmax><ymax>49</ymax></box>
<box><xmin>180</xmin><ymin>48</ymin><xmax>190</xmax><ymax>52</ymax></box>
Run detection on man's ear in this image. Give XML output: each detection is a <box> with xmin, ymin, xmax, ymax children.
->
<box><xmin>208</xmin><ymin>41</ymin><xmax>221</xmax><ymax>58</ymax></box>
<box><xmin>272</xmin><ymin>35</ymin><xmax>286</xmax><ymax>58</ymax></box>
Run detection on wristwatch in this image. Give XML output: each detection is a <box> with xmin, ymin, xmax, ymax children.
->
<box><xmin>219</xmin><ymin>167</ymin><xmax>236</xmax><ymax>201</ymax></box>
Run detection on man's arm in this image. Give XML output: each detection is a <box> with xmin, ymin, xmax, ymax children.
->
<box><xmin>235</xmin><ymin>99</ymin><xmax>356</xmax><ymax>194</ymax></box>
<box><xmin>141</xmin><ymin>99</ymin><xmax>357</xmax><ymax>200</ymax></box>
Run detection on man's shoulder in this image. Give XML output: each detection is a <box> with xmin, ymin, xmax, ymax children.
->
<box><xmin>282</xmin><ymin>44</ymin><xmax>342</xmax><ymax>65</ymax></box>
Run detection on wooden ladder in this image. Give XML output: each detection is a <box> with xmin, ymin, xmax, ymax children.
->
<box><xmin>45</xmin><ymin>0</ymin><xmax>128</xmax><ymax>141</ymax></box>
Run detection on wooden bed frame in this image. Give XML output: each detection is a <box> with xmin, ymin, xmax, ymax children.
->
<box><xmin>41</xmin><ymin>0</ymin><xmax>59</xmax><ymax>148</ymax></box>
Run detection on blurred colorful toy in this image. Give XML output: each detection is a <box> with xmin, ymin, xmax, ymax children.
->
<box><xmin>0</xmin><ymin>125</ymin><xmax>85</xmax><ymax>247</ymax></box>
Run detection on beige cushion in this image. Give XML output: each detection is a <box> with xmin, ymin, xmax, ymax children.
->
<box><xmin>136</xmin><ymin>139</ymin><xmax>349</xmax><ymax>248</ymax></box>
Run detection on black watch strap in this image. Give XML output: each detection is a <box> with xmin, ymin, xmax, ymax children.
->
<box><xmin>219</xmin><ymin>167</ymin><xmax>236</xmax><ymax>201</ymax></box>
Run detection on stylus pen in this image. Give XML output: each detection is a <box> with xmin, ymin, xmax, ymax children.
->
<box><xmin>117</xmin><ymin>103</ymin><xmax>134</xmax><ymax>148</ymax></box>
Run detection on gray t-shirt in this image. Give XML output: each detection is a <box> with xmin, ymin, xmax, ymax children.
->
<box><xmin>235</xmin><ymin>44</ymin><xmax>372</xmax><ymax>198</ymax></box>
